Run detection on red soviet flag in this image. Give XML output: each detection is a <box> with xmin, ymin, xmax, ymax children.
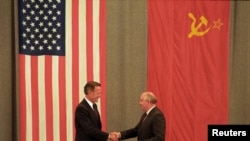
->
<box><xmin>147</xmin><ymin>1</ymin><xmax>230</xmax><ymax>141</ymax></box>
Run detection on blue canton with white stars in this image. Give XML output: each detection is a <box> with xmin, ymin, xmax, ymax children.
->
<box><xmin>18</xmin><ymin>0</ymin><xmax>65</xmax><ymax>56</ymax></box>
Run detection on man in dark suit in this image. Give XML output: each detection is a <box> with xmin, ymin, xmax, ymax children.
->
<box><xmin>112</xmin><ymin>91</ymin><xmax>166</xmax><ymax>141</ymax></box>
<box><xmin>75</xmin><ymin>81</ymin><xmax>117</xmax><ymax>141</ymax></box>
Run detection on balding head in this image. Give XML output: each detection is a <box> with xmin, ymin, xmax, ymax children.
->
<box><xmin>141</xmin><ymin>91</ymin><xmax>157</xmax><ymax>104</ymax></box>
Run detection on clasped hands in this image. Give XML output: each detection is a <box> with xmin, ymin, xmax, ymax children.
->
<box><xmin>108</xmin><ymin>132</ymin><xmax>120</xmax><ymax>141</ymax></box>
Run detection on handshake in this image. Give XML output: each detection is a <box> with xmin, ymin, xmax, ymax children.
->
<box><xmin>108</xmin><ymin>132</ymin><xmax>121</xmax><ymax>141</ymax></box>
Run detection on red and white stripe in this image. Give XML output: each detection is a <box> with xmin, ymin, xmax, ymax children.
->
<box><xmin>19</xmin><ymin>0</ymin><xmax>106</xmax><ymax>141</ymax></box>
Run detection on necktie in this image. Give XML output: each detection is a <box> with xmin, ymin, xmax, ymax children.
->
<box><xmin>141</xmin><ymin>112</ymin><xmax>147</xmax><ymax>122</ymax></box>
<box><xmin>93</xmin><ymin>103</ymin><xmax>99</xmax><ymax>117</ymax></box>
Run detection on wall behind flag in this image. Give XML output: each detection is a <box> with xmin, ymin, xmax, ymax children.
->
<box><xmin>0</xmin><ymin>0</ymin><xmax>17</xmax><ymax>141</ymax></box>
<box><xmin>228</xmin><ymin>1</ymin><xmax>250</xmax><ymax>124</ymax></box>
<box><xmin>106</xmin><ymin>1</ymin><xmax>147</xmax><ymax>140</ymax></box>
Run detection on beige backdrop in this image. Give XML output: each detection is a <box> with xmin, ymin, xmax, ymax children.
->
<box><xmin>229</xmin><ymin>1</ymin><xmax>250</xmax><ymax>124</ymax></box>
<box><xmin>0</xmin><ymin>0</ymin><xmax>250</xmax><ymax>141</ymax></box>
<box><xmin>106</xmin><ymin>1</ymin><xmax>147</xmax><ymax>140</ymax></box>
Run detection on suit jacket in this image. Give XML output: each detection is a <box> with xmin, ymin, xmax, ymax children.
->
<box><xmin>120</xmin><ymin>107</ymin><xmax>166</xmax><ymax>141</ymax></box>
<box><xmin>75</xmin><ymin>99</ymin><xmax>109</xmax><ymax>141</ymax></box>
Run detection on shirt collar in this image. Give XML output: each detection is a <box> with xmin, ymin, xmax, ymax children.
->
<box><xmin>85</xmin><ymin>97</ymin><xmax>94</xmax><ymax>109</ymax></box>
<box><xmin>146</xmin><ymin>105</ymin><xmax>156</xmax><ymax>115</ymax></box>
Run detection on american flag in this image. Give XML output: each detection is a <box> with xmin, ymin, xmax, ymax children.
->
<box><xmin>18</xmin><ymin>0</ymin><xmax>106</xmax><ymax>141</ymax></box>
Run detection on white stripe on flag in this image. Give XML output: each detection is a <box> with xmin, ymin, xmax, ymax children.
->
<box><xmin>38</xmin><ymin>57</ymin><xmax>46</xmax><ymax>141</ymax></box>
<box><xmin>93</xmin><ymin>0</ymin><xmax>101</xmax><ymax>112</ymax></box>
<box><xmin>79</xmin><ymin>0</ymin><xmax>87</xmax><ymax>101</ymax></box>
<box><xmin>65</xmin><ymin>0</ymin><xmax>73</xmax><ymax>141</ymax></box>
<box><xmin>52</xmin><ymin>56</ymin><xmax>60</xmax><ymax>141</ymax></box>
<box><xmin>25</xmin><ymin>56</ymin><xmax>32</xmax><ymax>141</ymax></box>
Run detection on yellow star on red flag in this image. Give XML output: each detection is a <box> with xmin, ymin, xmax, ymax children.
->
<box><xmin>213</xmin><ymin>19</ymin><xmax>223</xmax><ymax>30</ymax></box>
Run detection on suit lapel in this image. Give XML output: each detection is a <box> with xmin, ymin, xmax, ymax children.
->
<box><xmin>138</xmin><ymin>107</ymin><xmax>158</xmax><ymax>135</ymax></box>
<box><xmin>82</xmin><ymin>99</ymin><xmax>102</xmax><ymax>129</ymax></box>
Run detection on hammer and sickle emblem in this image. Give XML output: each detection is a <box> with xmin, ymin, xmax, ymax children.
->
<box><xmin>188</xmin><ymin>12</ymin><xmax>211</xmax><ymax>38</ymax></box>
